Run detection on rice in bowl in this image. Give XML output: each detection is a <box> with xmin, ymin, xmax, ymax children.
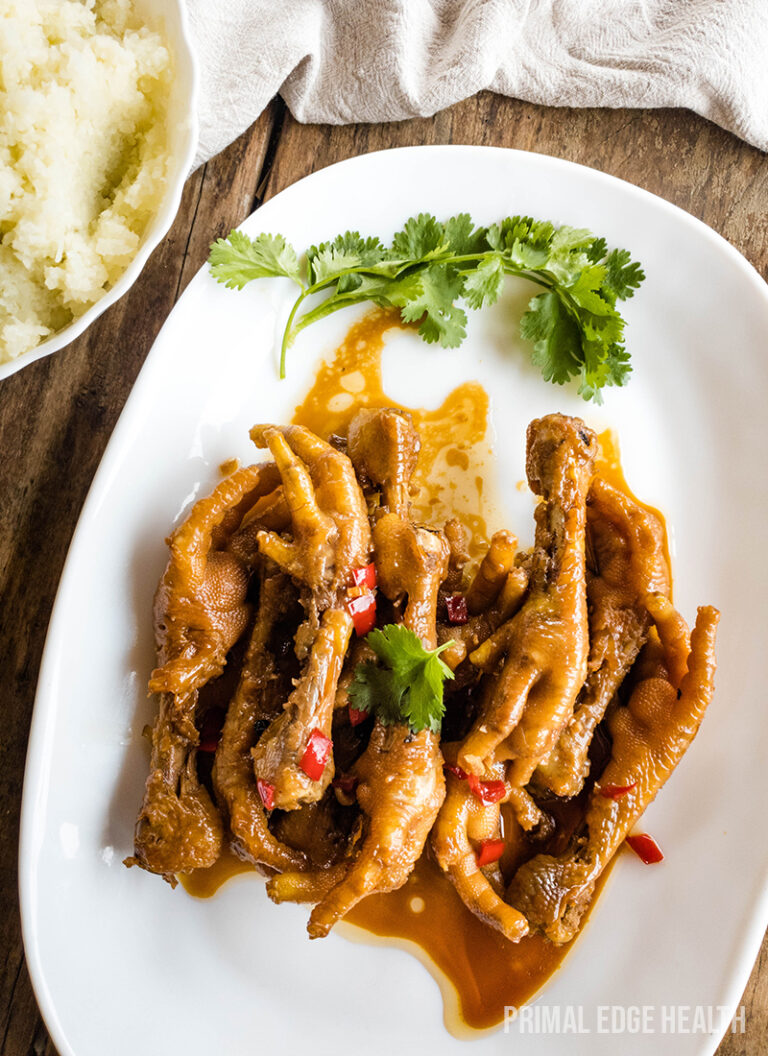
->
<box><xmin>0</xmin><ymin>0</ymin><xmax>172</xmax><ymax>364</ymax></box>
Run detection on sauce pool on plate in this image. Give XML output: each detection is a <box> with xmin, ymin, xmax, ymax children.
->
<box><xmin>181</xmin><ymin>848</ymin><xmax>578</xmax><ymax>1035</ymax></box>
<box><xmin>293</xmin><ymin>308</ymin><xmax>495</xmax><ymax>559</ymax></box>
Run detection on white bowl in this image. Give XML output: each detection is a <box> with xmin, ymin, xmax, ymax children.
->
<box><xmin>0</xmin><ymin>0</ymin><xmax>199</xmax><ymax>382</ymax></box>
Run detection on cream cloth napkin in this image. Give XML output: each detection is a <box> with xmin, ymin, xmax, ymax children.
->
<box><xmin>186</xmin><ymin>0</ymin><xmax>768</xmax><ymax>166</ymax></box>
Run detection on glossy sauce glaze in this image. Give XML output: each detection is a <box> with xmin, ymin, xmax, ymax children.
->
<box><xmin>183</xmin><ymin>846</ymin><xmax>577</xmax><ymax>1034</ymax></box>
<box><xmin>595</xmin><ymin>428</ymin><xmax>672</xmax><ymax>588</ymax></box>
<box><xmin>293</xmin><ymin>308</ymin><xmax>494</xmax><ymax>558</ymax></box>
<box><xmin>182</xmin><ymin>309</ymin><xmax>653</xmax><ymax>1034</ymax></box>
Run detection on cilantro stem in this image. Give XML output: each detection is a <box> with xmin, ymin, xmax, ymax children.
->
<box><xmin>280</xmin><ymin>287</ymin><xmax>310</xmax><ymax>378</ymax></box>
<box><xmin>280</xmin><ymin>265</ymin><xmax>401</xmax><ymax>373</ymax></box>
<box><xmin>281</xmin><ymin>254</ymin><xmax>559</xmax><ymax>370</ymax></box>
<box><xmin>210</xmin><ymin>214</ymin><xmax>644</xmax><ymax>400</ymax></box>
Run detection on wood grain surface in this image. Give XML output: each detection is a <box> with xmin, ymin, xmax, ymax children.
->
<box><xmin>1</xmin><ymin>93</ymin><xmax>766</xmax><ymax>1056</ymax></box>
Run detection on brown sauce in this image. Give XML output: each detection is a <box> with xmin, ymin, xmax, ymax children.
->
<box><xmin>293</xmin><ymin>308</ymin><xmax>494</xmax><ymax>558</ymax></box>
<box><xmin>344</xmin><ymin>855</ymin><xmax>572</xmax><ymax>1034</ymax></box>
<box><xmin>181</xmin><ymin>846</ymin><xmax>611</xmax><ymax>1035</ymax></box>
<box><xmin>181</xmin><ymin>310</ymin><xmax>658</xmax><ymax>1035</ymax></box>
<box><xmin>181</xmin><ymin>848</ymin><xmax>255</xmax><ymax>899</ymax></box>
<box><xmin>595</xmin><ymin>428</ymin><xmax>673</xmax><ymax>589</ymax></box>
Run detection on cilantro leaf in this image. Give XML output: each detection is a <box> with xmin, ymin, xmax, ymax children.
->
<box><xmin>207</xmin><ymin>210</ymin><xmax>645</xmax><ymax>401</ymax></box>
<box><xmin>209</xmin><ymin>231</ymin><xmax>301</xmax><ymax>288</ymax></box>
<box><xmin>307</xmin><ymin>232</ymin><xmax>386</xmax><ymax>285</ymax></box>
<box><xmin>348</xmin><ymin>661</ymin><xmax>403</xmax><ymax>725</ymax></box>
<box><xmin>402</xmin><ymin>651</ymin><xmax>452</xmax><ymax>734</ymax></box>
<box><xmin>356</xmin><ymin>625</ymin><xmax>454</xmax><ymax>734</ymax></box>
<box><xmin>487</xmin><ymin>216</ymin><xmax>555</xmax><ymax>254</ymax></box>
<box><xmin>366</xmin><ymin>624</ymin><xmax>430</xmax><ymax>675</ymax></box>
<box><xmin>603</xmin><ymin>248</ymin><xmax>645</xmax><ymax>301</ymax></box>
<box><xmin>586</xmin><ymin>236</ymin><xmax>608</xmax><ymax>263</ymax></box>
<box><xmin>566</xmin><ymin>264</ymin><xmax>613</xmax><ymax>317</ymax></box>
<box><xmin>462</xmin><ymin>255</ymin><xmax>505</xmax><ymax>310</ymax></box>
<box><xmin>442</xmin><ymin>213</ymin><xmax>488</xmax><ymax>255</ymax></box>
<box><xmin>386</xmin><ymin>264</ymin><xmax>468</xmax><ymax>346</ymax></box>
<box><xmin>550</xmin><ymin>226</ymin><xmax>594</xmax><ymax>254</ymax></box>
<box><xmin>520</xmin><ymin>291</ymin><xmax>583</xmax><ymax>385</ymax></box>
<box><xmin>390</xmin><ymin>213</ymin><xmax>448</xmax><ymax>260</ymax></box>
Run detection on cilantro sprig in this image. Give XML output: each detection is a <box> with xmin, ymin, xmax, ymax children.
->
<box><xmin>347</xmin><ymin>624</ymin><xmax>454</xmax><ymax>735</ymax></box>
<box><xmin>208</xmin><ymin>213</ymin><xmax>645</xmax><ymax>403</ymax></box>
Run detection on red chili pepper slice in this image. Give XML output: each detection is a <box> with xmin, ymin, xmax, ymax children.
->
<box><xmin>476</xmin><ymin>838</ymin><xmax>505</xmax><ymax>868</ymax></box>
<box><xmin>471</xmin><ymin>778</ymin><xmax>506</xmax><ymax>804</ymax></box>
<box><xmin>445</xmin><ymin>594</ymin><xmax>469</xmax><ymax>625</ymax></box>
<box><xmin>300</xmin><ymin>727</ymin><xmax>332</xmax><ymax>782</ymax></box>
<box><xmin>331</xmin><ymin>774</ymin><xmax>359</xmax><ymax>795</ymax></box>
<box><xmin>346</xmin><ymin>592</ymin><xmax>377</xmax><ymax>636</ymax></box>
<box><xmin>351</xmin><ymin>562</ymin><xmax>377</xmax><ymax>589</ymax></box>
<box><xmin>599</xmin><ymin>782</ymin><xmax>637</xmax><ymax>800</ymax></box>
<box><xmin>444</xmin><ymin>763</ymin><xmax>469</xmax><ymax>781</ymax></box>
<box><xmin>197</xmin><ymin>706</ymin><xmax>225</xmax><ymax>753</ymax></box>
<box><xmin>257</xmin><ymin>779</ymin><xmax>275</xmax><ymax>811</ymax></box>
<box><xmin>626</xmin><ymin>833</ymin><xmax>664</xmax><ymax>864</ymax></box>
<box><xmin>348</xmin><ymin>705</ymin><xmax>370</xmax><ymax>727</ymax></box>
<box><xmin>444</xmin><ymin>764</ymin><xmax>506</xmax><ymax>804</ymax></box>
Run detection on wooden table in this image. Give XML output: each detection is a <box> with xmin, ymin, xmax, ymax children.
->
<box><xmin>1</xmin><ymin>94</ymin><xmax>766</xmax><ymax>1055</ymax></box>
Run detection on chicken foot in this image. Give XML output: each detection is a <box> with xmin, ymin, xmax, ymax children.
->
<box><xmin>130</xmin><ymin>462</ymin><xmax>279</xmax><ymax>879</ymax></box>
<box><xmin>212</xmin><ymin>568</ymin><xmax>307</xmax><ymax>872</ymax></box>
<box><xmin>268</xmin><ymin>408</ymin><xmax>448</xmax><ymax>933</ymax></box>
<box><xmin>250</xmin><ymin>425</ymin><xmax>371</xmax><ymax>810</ymax></box>
<box><xmin>535</xmin><ymin>477</ymin><xmax>671</xmax><ymax>797</ymax></box>
<box><xmin>459</xmin><ymin>414</ymin><xmax>597</xmax><ymax>797</ymax></box>
<box><xmin>431</xmin><ymin>748</ymin><xmax>528</xmax><ymax>942</ymax></box>
<box><xmin>507</xmin><ymin>604</ymin><xmax>719</xmax><ymax>944</ymax></box>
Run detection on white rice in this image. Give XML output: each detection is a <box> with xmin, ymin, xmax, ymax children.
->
<box><xmin>0</xmin><ymin>0</ymin><xmax>171</xmax><ymax>363</ymax></box>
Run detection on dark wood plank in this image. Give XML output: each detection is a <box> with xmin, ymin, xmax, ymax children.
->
<box><xmin>262</xmin><ymin>93</ymin><xmax>768</xmax><ymax>279</ymax></box>
<box><xmin>0</xmin><ymin>104</ymin><xmax>280</xmax><ymax>1056</ymax></box>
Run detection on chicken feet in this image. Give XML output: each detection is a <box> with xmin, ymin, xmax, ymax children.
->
<box><xmin>267</xmin><ymin>408</ymin><xmax>448</xmax><ymax>933</ymax></box>
<box><xmin>130</xmin><ymin>462</ymin><xmax>279</xmax><ymax>879</ymax></box>
<box><xmin>250</xmin><ymin>425</ymin><xmax>371</xmax><ymax>810</ymax></box>
<box><xmin>251</xmin><ymin>424</ymin><xmax>371</xmax><ymax>609</ymax></box>
<box><xmin>535</xmin><ymin>477</ymin><xmax>671</xmax><ymax>796</ymax></box>
<box><xmin>212</xmin><ymin>569</ymin><xmax>307</xmax><ymax>872</ymax></box>
<box><xmin>431</xmin><ymin>748</ymin><xmax>528</xmax><ymax>941</ymax></box>
<box><xmin>459</xmin><ymin>414</ymin><xmax>597</xmax><ymax>797</ymax></box>
<box><xmin>507</xmin><ymin>604</ymin><xmax>719</xmax><ymax>943</ymax></box>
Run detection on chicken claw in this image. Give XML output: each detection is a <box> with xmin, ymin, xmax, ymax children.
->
<box><xmin>251</xmin><ymin>424</ymin><xmax>371</xmax><ymax>608</ymax></box>
<box><xmin>249</xmin><ymin>425</ymin><xmax>371</xmax><ymax>811</ymax></box>
<box><xmin>130</xmin><ymin>462</ymin><xmax>279</xmax><ymax>880</ymax></box>
<box><xmin>507</xmin><ymin>604</ymin><xmax>719</xmax><ymax>943</ymax></box>
<box><xmin>347</xmin><ymin>406</ymin><xmax>419</xmax><ymax>516</ymax></box>
<box><xmin>307</xmin><ymin>722</ymin><xmax>445</xmax><ymax>937</ymax></box>
<box><xmin>268</xmin><ymin>408</ymin><xmax>449</xmax><ymax>933</ymax></box>
<box><xmin>346</xmin><ymin>407</ymin><xmax>449</xmax><ymax>645</ymax></box>
<box><xmin>251</xmin><ymin>608</ymin><xmax>353</xmax><ymax>809</ymax></box>
<box><xmin>438</xmin><ymin>533</ymin><xmax>529</xmax><ymax>672</ymax></box>
<box><xmin>535</xmin><ymin>477</ymin><xmax>671</xmax><ymax>796</ymax></box>
<box><xmin>213</xmin><ymin>569</ymin><xmax>308</xmax><ymax>872</ymax></box>
<box><xmin>149</xmin><ymin>463</ymin><xmax>279</xmax><ymax>702</ymax></box>
<box><xmin>374</xmin><ymin>513</ymin><xmax>449</xmax><ymax>642</ymax></box>
<box><xmin>431</xmin><ymin>749</ymin><xmax>528</xmax><ymax>941</ymax></box>
<box><xmin>266</xmin><ymin>722</ymin><xmax>447</xmax><ymax>934</ymax></box>
<box><xmin>465</xmin><ymin>530</ymin><xmax>519</xmax><ymax>614</ymax></box>
<box><xmin>459</xmin><ymin>415</ymin><xmax>597</xmax><ymax>797</ymax></box>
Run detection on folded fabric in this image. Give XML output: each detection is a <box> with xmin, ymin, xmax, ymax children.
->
<box><xmin>186</xmin><ymin>0</ymin><xmax>768</xmax><ymax>166</ymax></box>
